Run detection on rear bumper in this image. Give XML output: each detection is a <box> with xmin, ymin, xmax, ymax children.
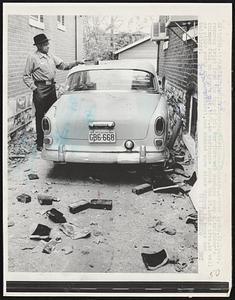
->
<box><xmin>41</xmin><ymin>146</ymin><xmax>169</xmax><ymax>164</ymax></box>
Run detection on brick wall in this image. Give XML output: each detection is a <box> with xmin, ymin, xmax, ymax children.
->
<box><xmin>7</xmin><ymin>15</ymin><xmax>84</xmax><ymax>135</ymax></box>
<box><xmin>157</xmin><ymin>19</ymin><xmax>198</xmax><ymax>158</ymax></box>
<box><xmin>159</xmin><ymin>26</ymin><xmax>197</xmax><ymax>94</ymax></box>
<box><xmin>8</xmin><ymin>15</ymin><xmax>83</xmax><ymax>98</ymax></box>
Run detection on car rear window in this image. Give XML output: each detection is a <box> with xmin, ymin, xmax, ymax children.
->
<box><xmin>65</xmin><ymin>69</ymin><xmax>157</xmax><ymax>92</ymax></box>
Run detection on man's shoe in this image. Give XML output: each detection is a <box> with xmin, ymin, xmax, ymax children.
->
<box><xmin>37</xmin><ymin>146</ymin><xmax>43</xmax><ymax>151</ymax></box>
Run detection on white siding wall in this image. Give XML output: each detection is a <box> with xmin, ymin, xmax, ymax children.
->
<box><xmin>118</xmin><ymin>40</ymin><xmax>157</xmax><ymax>60</ymax></box>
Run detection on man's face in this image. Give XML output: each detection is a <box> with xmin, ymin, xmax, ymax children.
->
<box><xmin>37</xmin><ymin>41</ymin><xmax>49</xmax><ymax>54</ymax></box>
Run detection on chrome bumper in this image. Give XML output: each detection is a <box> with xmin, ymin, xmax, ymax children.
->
<box><xmin>41</xmin><ymin>146</ymin><xmax>169</xmax><ymax>164</ymax></box>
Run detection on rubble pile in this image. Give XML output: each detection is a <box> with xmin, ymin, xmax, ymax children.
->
<box><xmin>8</xmin><ymin>128</ymin><xmax>36</xmax><ymax>167</ymax></box>
<box><xmin>131</xmin><ymin>144</ymin><xmax>198</xmax><ymax>272</ymax></box>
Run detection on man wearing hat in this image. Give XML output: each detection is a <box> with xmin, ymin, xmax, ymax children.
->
<box><xmin>23</xmin><ymin>33</ymin><xmax>84</xmax><ymax>151</ymax></box>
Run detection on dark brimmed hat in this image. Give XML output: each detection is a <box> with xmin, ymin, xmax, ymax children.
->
<box><xmin>33</xmin><ymin>34</ymin><xmax>50</xmax><ymax>45</ymax></box>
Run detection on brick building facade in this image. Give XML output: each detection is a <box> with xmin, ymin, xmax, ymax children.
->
<box><xmin>156</xmin><ymin>16</ymin><xmax>198</xmax><ymax>158</ymax></box>
<box><xmin>8</xmin><ymin>15</ymin><xmax>84</xmax><ymax>135</ymax></box>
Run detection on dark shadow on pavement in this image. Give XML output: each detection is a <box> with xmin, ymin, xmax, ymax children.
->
<box><xmin>46</xmin><ymin>163</ymin><xmax>164</xmax><ymax>185</ymax></box>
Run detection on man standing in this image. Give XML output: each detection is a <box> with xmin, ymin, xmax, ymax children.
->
<box><xmin>23</xmin><ymin>33</ymin><xmax>83</xmax><ymax>151</ymax></box>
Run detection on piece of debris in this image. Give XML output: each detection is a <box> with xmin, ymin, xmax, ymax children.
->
<box><xmin>174</xmin><ymin>261</ymin><xmax>188</xmax><ymax>272</ymax></box>
<box><xmin>90</xmin><ymin>199</ymin><xmax>112</xmax><ymax>210</ymax></box>
<box><xmin>21</xmin><ymin>246</ymin><xmax>35</xmax><ymax>251</ymax></box>
<box><xmin>38</xmin><ymin>194</ymin><xmax>60</xmax><ymax>205</ymax></box>
<box><xmin>28</xmin><ymin>173</ymin><xmax>39</xmax><ymax>180</ymax></box>
<box><xmin>69</xmin><ymin>199</ymin><xmax>90</xmax><ymax>214</ymax></box>
<box><xmin>153</xmin><ymin>184</ymin><xmax>184</xmax><ymax>193</ymax></box>
<box><xmin>182</xmin><ymin>159</ymin><xmax>191</xmax><ymax>165</ymax></box>
<box><xmin>30</xmin><ymin>224</ymin><xmax>51</xmax><ymax>241</ymax></box>
<box><xmin>88</xmin><ymin>176</ymin><xmax>103</xmax><ymax>184</ymax></box>
<box><xmin>93</xmin><ymin>237</ymin><xmax>105</xmax><ymax>244</ymax></box>
<box><xmin>171</xmin><ymin>162</ymin><xmax>184</xmax><ymax>171</ymax></box>
<box><xmin>17</xmin><ymin>193</ymin><xmax>31</xmax><ymax>203</ymax></box>
<box><xmin>154</xmin><ymin>219</ymin><xmax>166</xmax><ymax>233</ymax></box>
<box><xmin>9</xmin><ymin>155</ymin><xmax>25</xmax><ymax>159</ymax></box>
<box><xmin>175</xmin><ymin>155</ymin><xmax>185</xmax><ymax>162</ymax></box>
<box><xmin>62</xmin><ymin>246</ymin><xmax>73</xmax><ymax>255</ymax></box>
<box><xmin>184</xmin><ymin>171</ymin><xmax>197</xmax><ymax>186</ymax></box>
<box><xmin>186</xmin><ymin>212</ymin><xmax>198</xmax><ymax>231</ymax></box>
<box><xmin>163</xmin><ymin>168</ymin><xmax>174</xmax><ymax>173</ymax></box>
<box><xmin>49</xmin><ymin>228</ymin><xmax>62</xmax><ymax>241</ymax></box>
<box><xmin>173</xmin><ymin>171</ymin><xmax>190</xmax><ymax>178</ymax></box>
<box><xmin>81</xmin><ymin>250</ymin><xmax>90</xmax><ymax>255</ymax></box>
<box><xmin>24</xmin><ymin>168</ymin><xmax>31</xmax><ymax>172</ymax></box>
<box><xmin>8</xmin><ymin>220</ymin><xmax>15</xmax><ymax>227</ymax></box>
<box><xmin>152</xmin><ymin>174</ymin><xmax>178</xmax><ymax>189</ymax></box>
<box><xmin>42</xmin><ymin>238</ymin><xmax>61</xmax><ymax>254</ymax></box>
<box><xmin>93</xmin><ymin>230</ymin><xmax>103</xmax><ymax>237</ymax></box>
<box><xmin>59</xmin><ymin>223</ymin><xmax>91</xmax><ymax>240</ymax></box>
<box><xmin>164</xmin><ymin>226</ymin><xmax>176</xmax><ymax>235</ymax></box>
<box><xmin>153</xmin><ymin>220</ymin><xmax>177</xmax><ymax>235</ymax></box>
<box><xmin>46</xmin><ymin>208</ymin><xmax>67</xmax><ymax>223</ymax></box>
<box><xmin>90</xmin><ymin>222</ymin><xmax>98</xmax><ymax>225</ymax></box>
<box><xmin>141</xmin><ymin>249</ymin><xmax>168</xmax><ymax>270</ymax></box>
<box><xmin>132</xmin><ymin>183</ymin><xmax>152</xmax><ymax>195</ymax></box>
<box><xmin>45</xmin><ymin>181</ymin><xmax>53</xmax><ymax>185</ymax></box>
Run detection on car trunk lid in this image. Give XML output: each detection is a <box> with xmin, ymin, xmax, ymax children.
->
<box><xmin>55</xmin><ymin>91</ymin><xmax>160</xmax><ymax>140</ymax></box>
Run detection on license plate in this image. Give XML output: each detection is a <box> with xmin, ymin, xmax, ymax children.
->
<box><xmin>88</xmin><ymin>130</ymin><xmax>116</xmax><ymax>143</ymax></box>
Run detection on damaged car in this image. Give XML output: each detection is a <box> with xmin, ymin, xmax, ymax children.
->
<box><xmin>41</xmin><ymin>61</ymin><xmax>169</xmax><ymax>165</ymax></box>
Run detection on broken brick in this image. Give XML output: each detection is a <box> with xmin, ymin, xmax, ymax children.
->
<box><xmin>90</xmin><ymin>199</ymin><xmax>112</xmax><ymax>210</ymax></box>
<box><xmin>132</xmin><ymin>183</ymin><xmax>152</xmax><ymax>195</ymax></box>
<box><xmin>28</xmin><ymin>174</ymin><xmax>39</xmax><ymax>180</ymax></box>
<box><xmin>46</xmin><ymin>208</ymin><xmax>67</xmax><ymax>223</ymax></box>
<box><xmin>17</xmin><ymin>193</ymin><xmax>31</xmax><ymax>203</ymax></box>
<box><xmin>37</xmin><ymin>194</ymin><xmax>59</xmax><ymax>205</ymax></box>
<box><xmin>69</xmin><ymin>200</ymin><xmax>90</xmax><ymax>214</ymax></box>
<box><xmin>30</xmin><ymin>224</ymin><xmax>51</xmax><ymax>241</ymax></box>
<box><xmin>141</xmin><ymin>249</ymin><xmax>168</xmax><ymax>270</ymax></box>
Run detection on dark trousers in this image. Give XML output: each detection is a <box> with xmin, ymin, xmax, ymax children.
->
<box><xmin>33</xmin><ymin>83</ymin><xmax>57</xmax><ymax>147</ymax></box>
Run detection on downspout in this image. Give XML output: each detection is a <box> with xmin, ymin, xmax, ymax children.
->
<box><xmin>156</xmin><ymin>41</ymin><xmax>160</xmax><ymax>75</ymax></box>
<box><xmin>75</xmin><ymin>15</ymin><xmax>77</xmax><ymax>61</ymax></box>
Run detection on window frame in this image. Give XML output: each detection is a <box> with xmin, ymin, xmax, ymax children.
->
<box><xmin>29</xmin><ymin>15</ymin><xmax>45</xmax><ymax>30</ymax></box>
<box><xmin>57</xmin><ymin>15</ymin><xmax>66</xmax><ymax>32</ymax></box>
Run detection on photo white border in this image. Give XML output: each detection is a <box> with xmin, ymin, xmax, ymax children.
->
<box><xmin>3</xmin><ymin>2</ymin><xmax>232</xmax><ymax>297</ymax></box>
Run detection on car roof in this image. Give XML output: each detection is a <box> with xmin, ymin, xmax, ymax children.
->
<box><xmin>68</xmin><ymin>61</ymin><xmax>156</xmax><ymax>77</ymax></box>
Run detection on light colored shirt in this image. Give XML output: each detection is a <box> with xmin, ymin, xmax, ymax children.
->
<box><xmin>23</xmin><ymin>50</ymin><xmax>77</xmax><ymax>91</ymax></box>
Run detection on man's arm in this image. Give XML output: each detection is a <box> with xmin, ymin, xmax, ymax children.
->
<box><xmin>52</xmin><ymin>55</ymin><xmax>84</xmax><ymax>70</ymax></box>
<box><xmin>23</xmin><ymin>55</ymin><xmax>37</xmax><ymax>91</ymax></box>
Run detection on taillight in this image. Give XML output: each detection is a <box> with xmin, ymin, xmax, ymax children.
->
<box><xmin>42</xmin><ymin>117</ymin><xmax>51</xmax><ymax>134</ymax></box>
<box><xmin>155</xmin><ymin>117</ymin><xmax>165</xmax><ymax>135</ymax></box>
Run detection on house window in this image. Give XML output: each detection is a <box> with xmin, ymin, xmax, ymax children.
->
<box><xmin>29</xmin><ymin>15</ymin><xmax>45</xmax><ymax>30</ymax></box>
<box><xmin>57</xmin><ymin>15</ymin><xmax>66</xmax><ymax>31</ymax></box>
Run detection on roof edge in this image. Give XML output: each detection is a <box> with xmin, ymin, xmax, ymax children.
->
<box><xmin>114</xmin><ymin>36</ymin><xmax>151</xmax><ymax>55</ymax></box>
